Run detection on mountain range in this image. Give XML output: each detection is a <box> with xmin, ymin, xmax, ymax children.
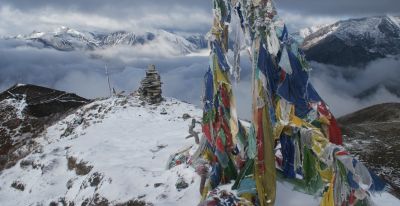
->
<box><xmin>298</xmin><ymin>15</ymin><xmax>400</xmax><ymax>100</ymax></box>
<box><xmin>3</xmin><ymin>15</ymin><xmax>400</xmax><ymax>64</ymax></box>
<box><xmin>5</xmin><ymin>27</ymin><xmax>208</xmax><ymax>55</ymax></box>
<box><xmin>301</xmin><ymin>15</ymin><xmax>400</xmax><ymax>67</ymax></box>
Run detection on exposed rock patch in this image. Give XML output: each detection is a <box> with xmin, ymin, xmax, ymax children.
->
<box><xmin>67</xmin><ymin>156</ymin><xmax>93</xmax><ymax>176</ymax></box>
<box><xmin>11</xmin><ymin>180</ymin><xmax>25</xmax><ymax>191</ymax></box>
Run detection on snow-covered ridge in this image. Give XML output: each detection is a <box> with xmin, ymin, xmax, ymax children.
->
<box><xmin>302</xmin><ymin>16</ymin><xmax>400</xmax><ymax>50</ymax></box>
<box><xmin>0</xmin><ymin>95</ymin><xmax>203</xmax><ymax>205</ymax></box>
<box><xmin>388</xmin><ymin>15</ymin><xmax>400</xmax><ymax>29</ymax></box>
<box><xmin>300</xmin><ymin>15</ymin><xmax>400</xmax><ymax>66</ymax></box>
<box><xmin>296</xmin><ymin>24</ymin><xmax>329</xmax><ymax>39</ymax></box>
<box><xmin>302</xmin><ymin>24</ymin><xmax>339</xmax><ymax>49</ymax></box>
<box><xmin>0</xmin><ymin>94</ymin><xmax>398</xmax><ymax>205</ymax></box>
<box><xmin>5</xmin><ymin>27</ymin><xmax>207</xmax><ymax>54</ymax></box>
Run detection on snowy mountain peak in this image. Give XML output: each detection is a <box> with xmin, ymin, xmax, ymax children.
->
<box><xmin>54</xmin><ymin>26</ymin><xmax>75</xmax><ymax>34</ymax></box>
<box><xmin>5</xmin><ymin>27</ymin><xmax>207</xmax><ymax>54</ymax></box>
<box><xmin>296</xmin><ymin>24</ymin><xmax>329</xmax><ymax>39</ymax></box>
<box><xmin>28</xmin><ymin>31</ymin><xmax>46</xmax><ymax>39</ymax></box>
<box><xmin>302</xmin><ymin>16</ymin><xmax>400</xmax><ymax>66</ymax></box>
<box><xmin>52</xmin><ymin>26</ymin><xmax>91</xmax><ymax>40</ymax></box>
<box><xmin>387</xmin><ymin>15</ymin><xmax>400</xmax><ymax>29</ymax></box>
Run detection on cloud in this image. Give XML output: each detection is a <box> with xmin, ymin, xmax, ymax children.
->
<box><xmin>2</xmin><ymin>0</ymin><xmax>399</xmax><ymax>37</ymax></box>
<box><xmin>275</xmin><ymin>0</ymin><xmax>400</xmax><ymax>16</ymax></box>
<box><xmin>2</xmin><ymin>35</ymin><xmax>399</xmax><ymax>119</ymax></box>
<box><xmin>310</xmin><ymin>57</ymin><xmax>400</xmax><ymax>116</ymax></box>
<box><xmin>277</xmin><ymin>11</ymin><xmax>341</xmax><ymax>32</ymax></box>
<box><xmin>0</xmin><ymin>1</ymin><xmax>212</xmax><ymax>36</ymax></box>
<box><xmin>3</xmin><ymin>0</ymin><xmax>398</xmax><ymax>17</ymax></box>
<box><xmin>0</xmin><ymin>38</ymin><xmax>209</xmax><ymax>102</ymax></box>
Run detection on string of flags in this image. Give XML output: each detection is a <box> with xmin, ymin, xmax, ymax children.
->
<box><xmin>184</xmin><ymin>0</ymin><xmax>387</xmax><ymax>206</ymax></box>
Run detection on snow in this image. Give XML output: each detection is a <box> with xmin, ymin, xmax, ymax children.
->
<box><xmin>396</xmin><ymin>16</ymin><xmax>400</xmax><ymax>25</ymax></box>
<box><xmin>0</xmin><ymin>96</ymin><xmax>203</xmax><ymax>205</ymax></box>
<box><xmin>387</xmin><ymin>15</ymin><xmax>400</xmax><ymax>29</ymax></box>
<box><xmin>1</xmin><ymin>95</ymin><xmax>27</xmax><ymax>119</ymax></box>
<box><xmin>302</xmin><ymin>24</ymin><xmax>339</xmax><ymax>49</ymax></box>
<box><xmin>29</xmin><ymin>31</ymin><xmax>46</xmax><ymax>39</ymax></box>
<box><xmin>298</xmin><ymin>24</ymin><xmax>329</xmax><ymax>39</ymax></box>
<box><xmin>334</xmin><ymin>17</ymin><xmax>387</xmax><ymax>43</ymax></box>
<box><xmin>0</xmin><ymin>95</ymin><xmax>398</xmax><ymax>205</ymax></box>
<box><xmin>156</xmin><ymin>30</ymin><xmax>198</xmax><ymax>54</ymax></box>
<box><xmin>0</xmin><ymin>96</ymin><xmax>27</xmax><ymax>120</ymax></box>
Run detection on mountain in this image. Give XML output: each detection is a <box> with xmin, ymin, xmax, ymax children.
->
<box><xmin>0</xmin><ymin>84</ymin><xmax>89</xmax><ymax>171</ymax></box>
<box><xmin>6</xmin><ymin>27</ymin><xmax>208</xmax><ymax>54</ymax></box>
<box><xmin>184</xmin><ymin>34</ymin><xmax>208</xmax><ymax>50</ymax></box>
<box><xmin>12</xmin><ymin>27</ymin><xmax>100</xmax><ymax>51</ymax></box>
<box><xmin>293</xmin><ymin>24</ymin><xmax>329</xmax><ymax>39</ymax></box>
<box><xmin>338</xmin><ymin>103</ymin><xmax>400</xmax><ymax>197</ymax></box>
<box><xmin>0</xmin><ymin>85</ymin><xmax>398</xmax><ymax>205</ymax></box>
<box><xmin>301</xmin><ymin>16</ymin><xmax>400</xmax><ymax>66</ymax></box>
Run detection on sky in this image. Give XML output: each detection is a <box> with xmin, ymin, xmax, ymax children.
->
<box><xmin>0</xmin><ymin>0</ymin><xmax>399</xmax><ymax>118</ymax></box>
<box><xmin>1</xmin><ymin>0</ymin><xmax>400</xmax><ymax>36</ymax></box>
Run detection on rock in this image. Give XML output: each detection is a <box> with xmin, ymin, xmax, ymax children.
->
<box><xmin>89</xmin><ymin>172</ymin><xmax>104</xmax><ymax>187</ymax></box>
<box><xmin>182</xmin><ymin>113</ymin><xmax>191</xmax><ymax>120</ymax></box>
<box><xmin>66</xmin><ymin>179</ymin><xmax>74</xmax><ymax>189</ymax></box>
<box><xmin>175</xmin><ymin>177</ymin><xmax>189</xmax><ymax>191</ymax></box>
<box><xmin>160</xmin><ymin>108</ymin><xmax>167</xmax><ymax>115</ymax></box>
<box><xmin>67</xmin><ymin>156</ymin><xmax>93</xmax><ymax>176</ymax></box>
<box><xmin>20</xmin><ymin>159</ymin><xmax>34</xmax><ymax>169</ymax></box>
<box><xmin>81</xmin><ymin>194</ymin><xmax>109</xmax><ymax>206</ymax></box>
<box><xmin>154</xmin><ymin>183</ymin><xmax>164</xmax><ymax>188</ymax></box>
<box><xmin>138</xmin><ymin>65</ymin><xmax>163</xmax><ymax>104</ymax></box>
<box><xmin>11</xmin><ymin>180</ymin><xmax>25</xmax><ymax>191</ymax></box>
<box><xmin>0</xmin><ymin>155</ymin><xmax>8</xmax><ymax>167</ymax></box>
<box><xmin>116</xmin><ymin>199</ymin><xmax>153</xmax><ymax>206</ymax></box>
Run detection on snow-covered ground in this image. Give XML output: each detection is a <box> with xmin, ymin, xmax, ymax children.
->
<box><xmin>0</xmin><ymin>96</ymin><xmax>398</xmax><ymax>205</ymax></box>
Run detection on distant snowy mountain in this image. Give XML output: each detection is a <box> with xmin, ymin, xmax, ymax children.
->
<box><xmin>301</xmin><ymin>16</ymin><xmax>400</xmax><ymax>66</ymax></box>
<box><xmin>12</xmin><ymin>27</ymin><xmax>100</xmax><ymax>51</ymax></box>
<box><xmin>184</xmin><ymin>34</ymin><xmax>208</xmax><ymax>50</ymax></box>
<box><xmin>5</xmin><ymin>27</ymin><xmax>208</xmax><ymax>55</ymax></box>
<box><xmin>293</xmin><ymin>24</ymin><xmax>329</xmax><ymax>39</ymax></box>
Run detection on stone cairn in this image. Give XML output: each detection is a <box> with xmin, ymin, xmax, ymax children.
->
<box><xmin>138</xmin><ymin>64</ymin><xmax>163</xmax><ymax>104</ymax></box>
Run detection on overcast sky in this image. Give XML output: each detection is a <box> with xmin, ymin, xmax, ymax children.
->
<box><xmin>1</xmin><ymin>0</ymin><xmax>399</xmax><ymax>36</ymax></box>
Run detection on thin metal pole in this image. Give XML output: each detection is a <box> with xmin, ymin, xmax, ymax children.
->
<box><xmin>105</xmin><ymin>65</ymin><xmax>112</xmax><ymax>97</ymax></box>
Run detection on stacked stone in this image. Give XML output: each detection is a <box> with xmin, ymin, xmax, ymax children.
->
<box><xmin>139</xmin><ymin>64</ymin><xmax>163</xmax><ymax>104</ymax></box>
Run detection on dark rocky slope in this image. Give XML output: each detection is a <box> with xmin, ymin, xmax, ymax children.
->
<box><xmin>0</xmin><ymin>84</ymin><xmax>89</xmax><ymax>171</ymax></box>
<box><xmin>339</xmin><ymin>103</ymin><xmax>400</xmax><ymax>197</ymax></box>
